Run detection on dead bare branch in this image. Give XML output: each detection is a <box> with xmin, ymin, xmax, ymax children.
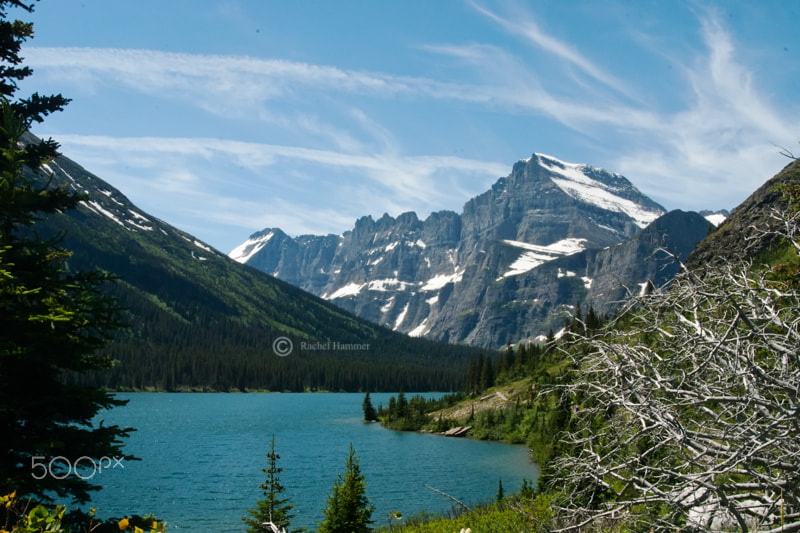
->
<box><xmin>544</xmin><ymin>211</ymin><xmax>800</xmax><ymax>532</ymax></box>
<box><xmin>424</xmin><ymin>484</ymin><xmax>472</xmax><ymax>512</ymax></box>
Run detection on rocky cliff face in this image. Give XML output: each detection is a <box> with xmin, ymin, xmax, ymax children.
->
<box><xmin>232</xmin><ymin>153</ymin><xmax>711</xmax><ymax>347</ymax></box>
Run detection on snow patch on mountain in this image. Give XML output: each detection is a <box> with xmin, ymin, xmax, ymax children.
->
<box><xmin>323</xmin><ymin>277</ymin><xmax>415</xmax><ymax>299</ymax></box>
<box><xmin>704</xmin><ymin>213</ymin><xmax>727</xmax><ymax>226</ymax></box>
<box><xmin>421</xmin><ymin>269</ymin><xmax>464</xmax><ymax>291</ymax></box>
<box><xmin>367</xmin><ymin>278</ymin><xmax>415</xmax><ymax>292</ymax></box>
<box><xmin>194</xmin><ymin>240</ymin><xmax>213</xmax><ymax>253</ymax></box>
<box><xmin>324</xmin><ymin>282</ymin><xmax>365</xmax><ymax>300</ymax></box>
<box><xmin>380</xmin><ymin>296</ymin><xmax>395</xmax><ymax>314</ymax></box>
<box><xmin>128</xmin><ymin>210</ymin><xmax>150</xmax><ymax>223</ymax></box>
<box><xmin>394</xmin><ymin>303</ymin><xmax>410</xmax><ymax>329</ymax></box>
<box><xmin>324</xmin><ymin>272</ymin><xmax>459</xmax><ymax>300</ymax></box>
<box><xmin>229</xmin><ymin>232</ymin><xmax>274</xmax><ymax>264</ymax></box>
<box><xmin>499</xmin><ymin>238</ymin><xmax>587</xmax><ymax>279</ymax></box>
<box><xmin>125</xmin><ymin>218</ymin><xmax>153</xmax><ymax>231</ymax></box>
<box><xmin>83</xmin><ymin>200</ymin><xmax>124</xmax><ymax>228</ymax></box>
<box><xmin>536</xmin><ymin>154</ymin><xmax>662</xmax><ymax>228</ymax></box>
<box><xmin>408</xmin><ymin>317</ymin><xmax>430</xmax><ymax>337</ymax></box>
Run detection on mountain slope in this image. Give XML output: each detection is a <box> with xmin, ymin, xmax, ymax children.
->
<box><xmin>686</xmin><ymin>157</ymin><xmax>800</xmax><ymax>269</ymax></box>
<box><xmin>234</xmin><ymin>153</ymin><xmax>704</xmax><ymax>347</ymax></box>
<box><xmin>25</xmin><ymin>133</ymin><xmax>486</xmax><ymax>392</ymax></box>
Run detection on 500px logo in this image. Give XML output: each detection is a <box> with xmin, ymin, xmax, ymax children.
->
<box><xmin>31</xmin><ymin>455</ymin><xmax>125</xmax><ymax>480</ymax></box>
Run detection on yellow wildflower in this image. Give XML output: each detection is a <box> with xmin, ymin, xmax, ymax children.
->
<box><xmin>118</xmin><ymin>517</ymin><xmax>130</xmax><ymax>530</ymax></box>
<box><xmin>2</xmin><ymin>490</ymin><xmax>16</xmax><ymax>508</ymax></box>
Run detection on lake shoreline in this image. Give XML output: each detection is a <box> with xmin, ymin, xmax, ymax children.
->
<box><xmin>104</xmin><ymin>387</ymin><xmax>459</xmax><ymax>393</ymax></box>
<box><xmin>87</xmin><ymin>393</ymin><xmax>538</xmax><ymax>532</ymax></box>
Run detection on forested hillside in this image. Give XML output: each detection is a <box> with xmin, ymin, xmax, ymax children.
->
<box><xmin>26</xmin><ymin>140</ymin><xmax>489</xmax><ymax>392</ymax></box>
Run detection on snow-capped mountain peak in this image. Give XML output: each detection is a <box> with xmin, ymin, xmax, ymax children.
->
<box><xmin>229</xmin><ymin>230</ymin><xmax>275</xmax><ymax>264</ymax></box>
<box><xmin>533</xmin><ymin>153</ymin><xmax>664</xmax><ymax>228</ymax></box>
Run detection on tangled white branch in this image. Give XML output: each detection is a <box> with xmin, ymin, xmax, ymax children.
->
<box><xmin>547</xmin><ymin>204</ymin><xmax>800</xmax><ymax>532</ymax></box>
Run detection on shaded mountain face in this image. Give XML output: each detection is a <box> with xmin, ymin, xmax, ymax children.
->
<box><xmin>233</xmin><ymin>154</ymin><xmax>712</xmax><ymax>347</ymax></box>
<box><xmin>23</xmin><ymin>133</ymin><xmax>485</xmax><ymax>392</ymax></box>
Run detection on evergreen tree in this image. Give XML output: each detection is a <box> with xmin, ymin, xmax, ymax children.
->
<box><xmin>496</xmin><ymin>478</ymin><xmax>504</xmax><ymax>502</ymax></box>
<box><xmin>545</xmin><ymin>328</ymin><xmax>555</xmax><ymax>351</ymax></box>
<box><xmin>361</xmin><ymin>391</ymin><xmax>377</xmax><ymax>422</ymax></box>
<box><xmin>0</xmin><ymin>0</ymin><xmax>131</xmax><ymax>504</ymax></box>
<box><xmin>395</xmin><ymin>387</ymin><xmax>408</xmax><ymax>419</ymax></box>
<box><xmin>318</xmin><ymin>443</ymin><xmax>374</xmax><ymax>533</ymax></box>
<box><xmin>386</xmin><ymin>396</ymin><xmax>396</xmax><ymax>421</ymax></box>
<box><xmin>519</xmin><ymin>478</ymin><xmax>535</xmax><ymax>498</ymax></box>
<box><xmin>243</xmin><ymin>436</ymin><xmax>300</xmax><ymax>533</ymax></box>
<box><xmin>527</xmin><ymin>342</ymin><xmax>541</xmax><ymax>371</ymax></box>
<box><xmin>465</xmin><ymin>356</ymin><xmax>480</xmax><ymax>394</ymax></box>
<box><xmin>584</xmin><ymin>304</ymin><xmax>600</xmax><ymax>332</ymax></box>
<box><xmin>498</xmin><ymin>342</ymin><xmax>510</xmax><ymax>374</ymax></box>
<box><xmin>479</xmin><ymin>355</ymin><xmax>494</xmax><ymax>390</ymax></box>
<box><xmin>515</xmin><ymin>342</ymin><xmax>527</xmax><ymax>370</ymax></box>
<box><xmin>504</xmin><ymin>343</ymin><xmax>515</xmax><ymax>371</ymax></box>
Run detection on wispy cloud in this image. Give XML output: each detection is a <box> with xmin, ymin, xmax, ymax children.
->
<box><xmin>24</xmin><ymin>3</ymin><xmax>799</xmax><ymax>247</ymax></box>
<box><xmin>468</xmin><ymin>1</ymin><xmax>635</xmax><ymax>100</ymax></box>
<box><xmin>432</xmin><ymin>4</ymin><xmax>797</xmax><ymax>209</ymax></box>
<box><xmin>24</xmin><ymin>47</ymin><xmax>477</xmax><ymax>116</ymax></box>
<box><xmin>28</xmin><ymin>44</ymin><xmax>646</xmax><ymax>130</ymax></box>
<box><xmin>52</xmin><ymin>134</ymin><xmax>509</xmax><ymax>246</ymax></box>
<box><xmin>613</xmin><ymin>10</ymin><xmax>797</xmax><ymax>207</ymax></box>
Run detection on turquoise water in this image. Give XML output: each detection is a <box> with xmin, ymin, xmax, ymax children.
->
<box><xmin>84</xmin><ymin>393</ymin><xmax>538</xmax><ymax>531</ymax></box>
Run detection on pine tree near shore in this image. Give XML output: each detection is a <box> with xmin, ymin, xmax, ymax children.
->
<box><xmin>362</xmin><ymin>391</ymin><xmax>377</xmax><ymax>422</ymax></box>
<box><xmin>243</xmin><ymin>436</ymin><xmax>301</xmax><ymax>533</ymax></box>
<box><xmin>318</xmin><ymin>444</ymin><xmax>374</xmax><ymax>533</ymax></box>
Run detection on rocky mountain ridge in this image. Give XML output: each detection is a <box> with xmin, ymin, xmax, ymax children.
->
<box><xmin>233</xmin><ymin>153</ymin><xmax>715</xmax><ymax>347</ymax></box>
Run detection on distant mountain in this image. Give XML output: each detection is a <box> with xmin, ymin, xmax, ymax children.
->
<box><xmin>25</xmin><ymin>133</ymin><xmax>487</xmax><ymax>392</ymax></box>
<box><xmin>699</xmin><ymin>209</ymin><xmax>729</xmax><ymax>227</ymax></box>
<box><xmin>233</xmin><ymin>153</ymin><xmax>712</xmax><ymax>347</ymax></box>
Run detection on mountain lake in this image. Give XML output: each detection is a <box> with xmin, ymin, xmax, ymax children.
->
<box><xmin>81</xmin><ymin>393</ymin><xmax>538</xmax><ymax>531</ymax></box>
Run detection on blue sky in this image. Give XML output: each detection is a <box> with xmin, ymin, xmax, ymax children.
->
<box><xmin>15</xmin><ymin>0</ymin><xmax>800</xmax><ymax>253</ymax></box>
